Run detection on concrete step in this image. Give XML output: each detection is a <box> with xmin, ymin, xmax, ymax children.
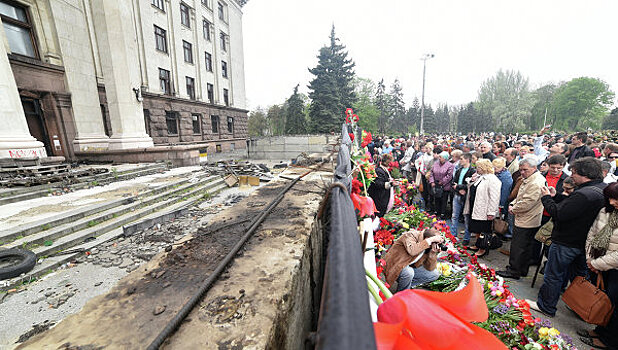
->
<box><xmin>0</xmin><ymin>163</ymin><xmax>168</xmax><ymax>206</ymax></box>
<box><xmin>0</xmin><ymin>173</ymin><xmax>199</xmax><ymax>244</ymax></box>
<box><xmin>0</xmin><ymin>180</ymin><xmax>227</xmax><ymax>290</ymax></box>
<box><xmin>29</xmin><ymin>177</ymin><xmax>225</xmax><ymax>259</ymax></box>
<box><xmin>3</xmin><ymin>175</ymin><xmax>221</xmax><ymax>249</ymax></box>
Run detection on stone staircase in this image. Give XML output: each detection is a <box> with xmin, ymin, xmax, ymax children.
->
<box><xmin>0</xmin><ymin>163</ymin><xmax>169</xmax><ymax>206</ymax></box>
<box><xmin>0</xmin><ymin>172</ymin><xmax>227</xmax><ymax>290</ymax></box>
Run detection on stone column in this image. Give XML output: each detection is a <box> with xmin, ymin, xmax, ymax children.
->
<box><xmin>0</xmin><ymin>28</ymin><xmax>46</xmax><ymax>159</ymax></box>
<box><xmin>92</xmin><ymin>0</ymin><xmax>153</xmax><ymax>150</ymax></box>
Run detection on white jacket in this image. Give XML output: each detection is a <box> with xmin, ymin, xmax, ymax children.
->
<box><xmin>586</xmin><ymin>208</ymin><xmax>618</xmax><ymax>271</ymax></box>
<box><xmin>463</xmin><ymin>174</ymin><xmax>501</xmax><ymax>221</ymax></box>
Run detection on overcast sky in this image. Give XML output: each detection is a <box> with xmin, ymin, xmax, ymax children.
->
<box><xmin>242</xmin><ymin>0</ymin><xmax>618</xmax><ymax>111</ymax></box>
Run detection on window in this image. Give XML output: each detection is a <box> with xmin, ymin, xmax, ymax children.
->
<box><xmin>154</xmin><ymin>25</ymin><xmax>167</xmax><ymax>53</ymax></box>
<box><xmin>217</xmin><ymin>2</ymin><xmax>226</xmax><ymax>22</ymax></box>
<box><xmin>211</xmin><ymin>115</ymin><xmax>219</xmax><ymax>133</ymax></box>
<box><xmin>159</xmin><ymin>68</ymin><xmax>171</xmax><ymax>95</ymax></box>
<box><xmin>221</xmin><ymin>60</ymin><xmax>228</xmax><ymax>78</ymax></box>
<box><xmin>192</xmin><ymin>114</ymin><xmax>201</xmax><ymax>134</ymax></box>
<box><xmin>0</xmin><ymin>1</ymin><xmax>37</xmax><ymax>58</ymax></box>
<box><xmin>204</xmin><ymin>52</ymin><xmax>212</xmax><ymax>72</ymax></box>
<box><xmin>207</xmin><ymin>83</ymin><xmax>214</xmax><ymax>103</ymax></box>
<box><xmin>223</xmin><ymin>88</ymin><xmax>229</xmax><ymax>106</ymax></box>
<box><xmin>180</xmin><ymin>3</ymin><xmax>190</xmax><ymax>27</ymax></box>
<box><xmin>202</xmin><ymin>19</ymin><xmax>211</xmax><ymax>41</ymax></box>
<box><xmin>230</xmin><ymin>143</ymin><xmax>235</xmax><ymax>151</ymax></box>
<box><xmin>215</xmin><ymin>144</ymin><xmax>222</xmax><ymax>153</ymax></box>
<box><xmin>219</xmin><ymin>31</ymin><xmax>227</xmax><ymax>52</ymax></box>
<box><xmin>143</xmin><ymin>109</ymin><xmax>152</xmax><ymax>136</ymax></box>
<box><xmin>227</xmin><ymin>116</ymin><xmax>234</xmax><ymax>133</ymax></box>
<box><xmin>201</xmin><ymin>0</ymin><xmax>211</xmax><ymax>9</ymax></box>
<box><xmin>182</xmin><ymin>40</ymin><xmax>193</xmax><ymax>63</ymax></box>
<box><xmin>186</xmin><ymin>76</ymin><xmax>195</xmax><ymax>100</ymax></box>
<box><xmin>166</xmin><ymin>111</ymin><xmax>179</xmax><ymax>135</ymax></box>
<box><xmin>151</xmin><ymin>0</ymin><xmax>164</xmax><ymax>11</ymax></box>
<box><xmin>101</xmin><ymin>105</ymin><xmax>111</xmax><ymax>137</ymax></box>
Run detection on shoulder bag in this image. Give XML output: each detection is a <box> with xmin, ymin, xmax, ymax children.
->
<box><xmin>561</xmin><ymin>272</ymin><xmax>614</xmax><ymax>326</ymax></box>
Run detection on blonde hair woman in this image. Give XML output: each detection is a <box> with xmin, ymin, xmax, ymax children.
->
<box><xmin>463</xmin><ymin>159</ymin><xmax>502</xmax><ymax>256</ymax></box>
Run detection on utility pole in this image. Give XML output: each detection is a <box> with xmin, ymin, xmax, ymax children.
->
<box><xmin>419</xmin><ymin>53</ymin><xmax>434</xmax><ymax>135</ymax></box>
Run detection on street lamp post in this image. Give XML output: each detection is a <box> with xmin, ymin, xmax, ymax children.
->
<box><xmin>419</xmin><ymin>53</ymin><xmax>434</xmax><ymax>135</ymax></box>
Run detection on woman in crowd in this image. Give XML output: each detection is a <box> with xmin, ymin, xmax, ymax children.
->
<box><xmin>493</xmin><ymin>142</ymin><xmax>506</xmax><ymax>157</ymax></box>
<box><xmin>562</xmin><ymin>176</ymin><xmax>575</xmax><ymax>196</ymax></box>
<box><xmin>368</xmin><ymin>153</ymin><xmax>397</xmax><ymax>217</ymax></box>
<box><xmin>579</xmin><ymin>182</ymin><xmax>618</xmax><ymax>349</ymax></box>
<box><xmin>493</xmin><ymin>157</ymin><xmax>513</xmax><ymax>221</ymax></box>
<box><xmin>463</xmin><ymin>159</ymin><xmax>502</xmax><ymax>256</ymax></box>
<box><xmin>430</xmin><ymin>151</ymin><xmax>454</xmax><ymax>219</ymax></box>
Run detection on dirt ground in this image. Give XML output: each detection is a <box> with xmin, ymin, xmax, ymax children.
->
<box><xmin>17</xmin><ymin>174</ymin><xmax>328</xmax><ymax>349</ymax></box>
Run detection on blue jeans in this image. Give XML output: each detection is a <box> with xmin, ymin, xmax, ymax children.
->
<box><xmin>396</xmin><ymin>265</ymin><xmax>440</xmax><ymax>292</ymax></box>
<box><xmin>450</xmin><ymin>194</ymin><xmax>470</xmax><ymax>242</ymax></box>
<box><xmin>506</xmin><ymin>210</ymin><xmax>514</xmax><ymax>237</ymax></box>
<box><xmin>537</xmin><ymin>242</ymin><xmax>588</xmax><ymax>316</ymax></box>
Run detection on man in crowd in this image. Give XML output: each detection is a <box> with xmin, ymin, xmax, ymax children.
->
<box><xmin>480</xmin><ymin>141</ymin><xmax>497</xmax><ymax>161</ymax></box>
<box><xmin>497</xmin><ymin>157</ymin><xmax>546</xmax><ymax>280</ymax></box>
<box><xmin>526</xmin><ymin>158</ymin><xmax>607</xmax><ymax>317</ymax></box>
<box><xmin>568</xmin><ymin>132</ymin><xmax>595</xmax><ymax>163</ymax></box>
<box><xmin>505</xmin><ymin>148</ymin><xmax>519</xmax><ymax>175</ymax></box>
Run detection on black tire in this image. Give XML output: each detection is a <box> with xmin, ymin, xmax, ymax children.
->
<box><xmin>0</xmin><ymin>248</ymin><xmax>36</xmax><ymax>280</ymax></box>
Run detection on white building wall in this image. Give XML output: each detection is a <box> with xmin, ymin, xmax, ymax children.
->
<box><xmin>138</xmin><ymin>0</ymin><xmax>245</xmax><ymax>109</ymax></box>
<box><xmin>48</xmin><ymin>0</ymin><xmax>109</xmax><ymax>150</ymax></box>
<box><xmin>228</xmin><ymin>0</ymin><xmax>246</xmax><ymax>109</ymax></box>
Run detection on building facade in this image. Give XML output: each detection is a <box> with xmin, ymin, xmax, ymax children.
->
<box><xmin>0</xmin><ymin>0</ymin><xmax>248</xmax><ymax>164</ymax></box>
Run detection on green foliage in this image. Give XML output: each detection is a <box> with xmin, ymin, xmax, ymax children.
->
<box><xmin>387</xmin><ymin>79</ymin><xmax>407</xmax><ymax>134</ymax></box>
<box><xmin>284</xmin><ymin>84</ymin><xmax>307</xmax><ymax>134</ymax></box>
<box><xmin>477</xmin><ymin>69</ymin><xmax>534</xmax><ymax>132</ymax></box>
<box><xmin>375</xmin><ymin>79</ymin><xmax>389</xmax><ymax>134</ymax></box>
<box><xmin>267</xmin><ymin>104</ymin><xmax>286</xmax><ymax>136</ymax></box>
<box><xmin>602</xmin><ymin>108</ymin><xmax>618</xmax><ymax>130</ymax></box>
<box><xmin>352</xmin><ymin>77</ymin><xmax>379</xmax><ymax>132</ymax></box>
<box><xmin>421</xmin><ymin>105</ymin><xmax>436</xmax><ymax>134</ymax></box>
<box><xmin>307</xmin><ymin>25</ymin><xmax>356</xmax><ymax>133</ymax></box>
<box><xmin>248</xmin><ymin>108</ymin><xmax>268</xmax><ymax>136</ymax></box>
<box><xmin>530</xmin><ymin>84</ymin><xmax>557</xmax><ymax>130</ymax></box>
<box><xmin>552</xmin><ymin>77</ymin><xmax>615</xmax><ymax>131</ymax></box>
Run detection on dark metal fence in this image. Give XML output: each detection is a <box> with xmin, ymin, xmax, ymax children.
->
<box><xmin>313</xmin><ymin>129</ymin><xmax>376</xmax><ymax>350</ymax></box>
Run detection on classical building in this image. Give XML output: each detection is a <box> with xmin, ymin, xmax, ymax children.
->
<box><xmin>0</xmin><ymin>0</ymin><xmax>248</xmax><ymax>165</ymax></box>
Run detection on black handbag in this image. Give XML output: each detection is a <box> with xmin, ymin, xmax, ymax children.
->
<box><xmin>475</xmin><ymin>232</ymin><xmax>503</xmax><ymax>250</ymax></box>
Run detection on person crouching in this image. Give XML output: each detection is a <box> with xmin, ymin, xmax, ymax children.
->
<box><xmin>384</xmin><ymin>228</ymin><xmax>444</xmax><ymax>292</ymax></box>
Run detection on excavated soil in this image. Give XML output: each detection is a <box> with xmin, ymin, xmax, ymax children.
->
<box><xmin>18</xmin><ymin>179</ymin><xmax>324</xmax><ymax>349</ymax></box>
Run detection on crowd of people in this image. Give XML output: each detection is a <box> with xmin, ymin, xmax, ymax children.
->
<box><xmin>368</xmin><ymin>128</ymin><xmax>618</xmax><ymax>350</ymax></box>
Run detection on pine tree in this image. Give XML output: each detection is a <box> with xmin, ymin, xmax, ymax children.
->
<box><xmin>375</xmin><ymin>79</ymin><xmax>388</xmax><ymax>134</ymax></box>
<box><xmin>388</xmin><ymin>79</ymin><xmax>406</xmax><ymax>134</ymax></box>
<box><xmin>308</xmin><ymin>25</ymin><xmax>356</xmax><ymax>133</ymax></box>
<box><xmin>284</xmin><ymin>84</ymin><xmax>307</xmax><ymax>134</ymax></box>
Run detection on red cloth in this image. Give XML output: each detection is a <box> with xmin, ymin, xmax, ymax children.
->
<box><xmin>543</xmin><ymin>173</ymin><xmax>561</xmax><ymax>216</ymax></box>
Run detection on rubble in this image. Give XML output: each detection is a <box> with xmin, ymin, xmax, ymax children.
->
<box><xmin>202</xmin><ymin>160</ymin><xmax>274</xmax><ymax>183</ymax></box>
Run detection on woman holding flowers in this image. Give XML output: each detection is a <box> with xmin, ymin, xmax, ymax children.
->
<box><xmin>579</xmin><ymin>181</ymin><xmax>618</xmax><ymax>349</ymax></box>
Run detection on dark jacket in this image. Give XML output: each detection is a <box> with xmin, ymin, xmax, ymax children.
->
<box><xmin>495</xmin><ymin>168</ymin><xmax>513</xmax><ymax>209</ymax></box>
<box><xmin>568</xmin><ymin>145</ymin><xmax>596</xmax><ymax>163</ymax></box>
<box><xmin>453</xmin><ymin>166</ymin><xmax>476</xmax><ymax>196</ymax></box>
<box><xmin>483</xmin><ymin>152</ymin><xmax>497</xmax><ymax>161</ymax></box>
<box><xmin>368</xmin><ymin>166</ymin><xmax>391</xmax><ymax>217</ymax></box>
<box><xmin>541</xmin><ymin>180</ymin><xmax>607</xmax><ymax>249</ymax></box>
